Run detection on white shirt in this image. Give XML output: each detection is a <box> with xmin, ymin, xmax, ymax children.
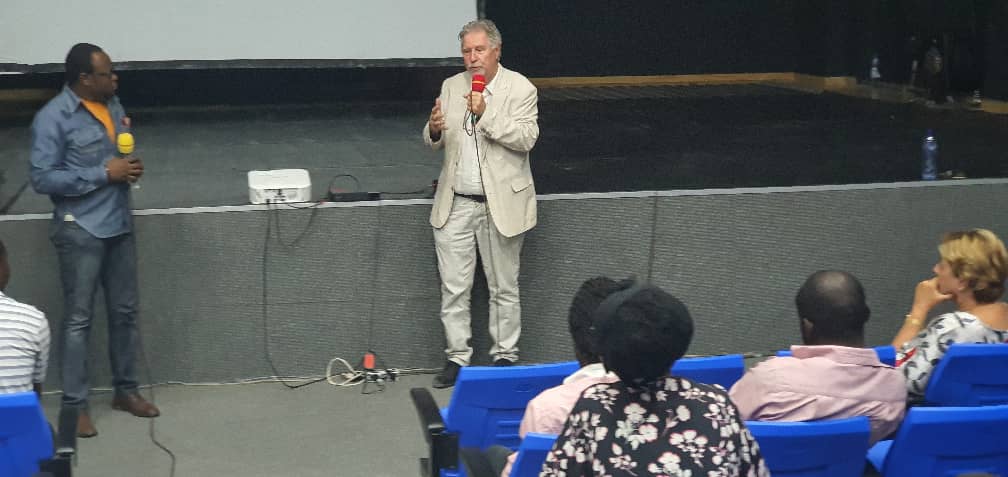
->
<box><xmin>453</xmin><ymin>73</ymin><xmax>499</xmax><ymax>196</ymax></box>
<box><xmin>0</xmin><ymin>291</ymin><xmax>50</xmax><ymax>394</ymax></box>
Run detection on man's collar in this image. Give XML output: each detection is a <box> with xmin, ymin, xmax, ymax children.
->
<box><xmin>790</xmin><ymin>344</ymin><xmax>883</xmax><ymax>366</ymax></box>
<box><xmin>57</xmin><ymin>85</ymin><xmax>119</xmax><ymax>116</ymax></box>
<box><xmin>56</xmin><ymin>85</ymin><xmax>84</xmax><ymax>114</ymax></box>
<box><xmin>484</xmin><ymin>69</ymin><xmax>502</xmax><ymax>95</ymax></box>
<box><xmin>563</xmin><ymin>362</ymin><xmax>612</xmax><ymax>384</ymax></box>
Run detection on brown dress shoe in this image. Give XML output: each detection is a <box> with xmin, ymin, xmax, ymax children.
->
<box><xmin>111</xmin><ymin>392</ymin><xmax>161</xmax><ymax>418</ymax></box>
<box><xmin>77</xmin><ymin>411</ymin><xmax>98</xmax><ymax>438</ymax></box>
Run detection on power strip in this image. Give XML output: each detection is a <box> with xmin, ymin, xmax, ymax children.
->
<box><xmin>328</xmin><ymin>191</ymin><xmax>380</xmax><ymax>202</ymax></box>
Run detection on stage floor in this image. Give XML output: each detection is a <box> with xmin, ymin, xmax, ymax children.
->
<box><xmin>2</xmin><ymin>83</ymin><xmax>1006</xmax><ymax>214</ymax></box>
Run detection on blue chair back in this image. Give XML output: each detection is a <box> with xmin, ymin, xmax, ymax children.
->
<box><xmin>776</xmin><ymin>345</ymin><xmax>896</xmax><ymax>366</ymax></box>
<box><xmin>508</xmin><ymin>433</ymin><xmax>557</xmax><ymax>477</ymax></box>
<box><xmin>872</xmin><ymin>345</ymin><xmax>896</xmax><ymax>366</ymax></box>
<box><xmin>871</xmin><ymin>404</ymin><xmax>1008</xmax><ymax>476</ymax></box>
<box><xmin>671</xmin><ymin>354</ymin><xmax>744</xmax><ymax>389</ymax></box>
<box><xmin>0</xmin><ymin>392</ymin><xmax>53</xmax><ymax>477</ymax></box>
<box><xmin>443</xmin><ymin>361</ymin><xmax>579</xmax><ymax>451</ymax></box>
<box><xmin>924</xmin><ymin>343</ymin><xmax>1008</xmax><ymax>406</ymax></box>
<box><xmin>746</xmin><ymin>417</ymin><xmax>870</xmax><ymax>477</ymax></box>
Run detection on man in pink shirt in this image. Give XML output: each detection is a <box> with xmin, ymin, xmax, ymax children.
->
<box><xmin>729</xmin><ymin>271</ymin><xmax>906</xmax><ymax>444</ymax></box>
<box><xmin>476</xmin><ymin>277</ymin><xmax>622</xmax><ymax>477</ymax></box>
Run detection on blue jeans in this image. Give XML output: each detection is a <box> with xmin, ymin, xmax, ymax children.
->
<box><xmin>51</xmin><ymin>221</ymin><xmax>139</xmax><ymax>408</ymax></box>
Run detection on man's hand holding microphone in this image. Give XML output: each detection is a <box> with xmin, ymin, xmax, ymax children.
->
<box><xmin>107</xmin><ymin>132</ymin><xmax>144</xmax><ymax>187</ymax></box>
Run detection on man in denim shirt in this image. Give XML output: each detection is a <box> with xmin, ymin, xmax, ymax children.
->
<box><xmin>30</xmin><ymin>43</ymin><xmax>156</xmax><ymax>438</ymax></box>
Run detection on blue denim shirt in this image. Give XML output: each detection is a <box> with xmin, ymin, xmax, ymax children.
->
<box><xmin>30</xmin><ymin>86</ymin><xmax>132</xmax><ymax>238</ymax></box>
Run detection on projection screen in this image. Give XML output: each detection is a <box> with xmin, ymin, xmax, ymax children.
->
<box><xmin>0</xmin><ymin>0</ymin><xmax>478</xmax><ymax>72</ymax></box>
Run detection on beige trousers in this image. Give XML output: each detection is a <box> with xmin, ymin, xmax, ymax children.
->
<box><xmin>433</xmin><ymin>196</ymin><xmax>524</xmax><ymax>366</ymax></box>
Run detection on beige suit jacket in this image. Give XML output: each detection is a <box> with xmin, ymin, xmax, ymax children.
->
<box><xmin>423</xmin><ymin>65</ymin><xmax>539</xmax><ymax>238</ymax></box>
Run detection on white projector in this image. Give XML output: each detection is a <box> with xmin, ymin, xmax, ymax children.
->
<box><xmin>247</xmin><ymin>169</ymin><xmax>312</xmax><ymax>204</ymax></box>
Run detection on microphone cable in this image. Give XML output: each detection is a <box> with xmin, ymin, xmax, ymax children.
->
<box><xmin>137</xmin><ymin>329</ymin><xmax>177</xmax><ymax>477</ymax></box>
<box><xmin>124</xmin><ymin>174</ymin><xmax>177</xmax><ymax>477</ymax></box>
<box><xmin>464</xmin><ymin>100</ymin><xmax>507</xmax><ymax>364</ymax></box>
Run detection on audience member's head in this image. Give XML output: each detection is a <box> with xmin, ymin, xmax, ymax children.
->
<box><xmin>568</xmin><ymin>277</ymin><xmax>626</xmax><ymax>366</ymax></box>
<box><xmin>0</xmin><ymin>238</ymin><xmax>8</xmax><ymax>291</ymax></box>
<box><xmin>937</xmin><ymin>229</ymin><xmax>1008</xmax><ymax>304</ymax></box>
<box><xmin>591</xmin><ymin>282</ymin><xmax>694</xmax><ymax>383</ymax></box>
<box><xmin>795</xmin><ymin>270</ymin><xmax>870</xmax><ymax>347</ymax></box>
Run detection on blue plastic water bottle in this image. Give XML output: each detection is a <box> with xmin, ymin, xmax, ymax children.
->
<box><xmin>922</xmin><ymin>130</ymin><xmax>938</xmax><ymax>180</ymax></box>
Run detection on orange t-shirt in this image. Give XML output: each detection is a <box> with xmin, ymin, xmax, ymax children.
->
<box><xmin>80</xmin><ymin>99</ymin><xmax>115</xmax><ymax>142</ymax></box>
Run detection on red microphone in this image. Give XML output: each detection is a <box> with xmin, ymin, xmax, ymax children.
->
<box><xmin>469</xmin><ymin>74</ymin><xmax>486</xmax><ymax>125</ymax></box>
<box><xmin>471</xmin><ymin>74</ymin><xmax>486</xmax><ymax>94</ymax></box>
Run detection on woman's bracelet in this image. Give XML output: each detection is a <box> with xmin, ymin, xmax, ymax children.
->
<box><xmin>905</xmin><ymin>314</ymin><xmax>924</xmax><ymax>327</ymax></box>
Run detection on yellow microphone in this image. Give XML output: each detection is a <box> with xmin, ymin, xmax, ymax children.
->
<box><xmin>116</xmin><ymin>132</ymin><xmax>139</xmax><ymax>189</ymax></box>
<box><xmin>116</xmin><ymin>132</ymin><xmax>134</xmax><ymax>156</ymax></box>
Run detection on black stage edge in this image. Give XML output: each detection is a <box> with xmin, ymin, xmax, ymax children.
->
<box><xmin>0</xmin><ymin>65</ymin><xmax>460</xmax><ymax>107</ymax></box>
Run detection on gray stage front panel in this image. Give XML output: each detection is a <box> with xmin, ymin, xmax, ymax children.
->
<box><xmin>346</xmin><ymin>203</ymin><xmax>443</xmax><ymax>369</ymax></box>
<box><xmin>3</xmin><ymin>182</ymin><xmax>1008</xmax><ymax>387</ymax></box>
<box><xmin>514</xmin><ymin>196</ymin><xmax>656</xmax><ymax>364</ymax></box>
<box><xmin>652</xmin><ymin>183</ymin><xmax>1008</xmax><ymax>356</ymax></box>
<box><xmin>1</xmin><ymin>218</ymin><xmax>60</xmax><ymax>313</ymax></box>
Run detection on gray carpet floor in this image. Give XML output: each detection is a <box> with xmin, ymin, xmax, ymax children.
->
<box><xmin>40</xmin><ymin>374</ymin><xmax>453</xmax><ymax>477</ymax></box>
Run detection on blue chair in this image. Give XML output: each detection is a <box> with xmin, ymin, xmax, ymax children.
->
<box><xmin>507</xmin><ymin>433</ymin><xmax>557</xmax><ymax>477</ymax></box>
<box><xmin>873</xmin><ymin>345</ymin><xmax>896</xmax><ymax>367</ymax></box>
<box><xmin>411</xmin><ymin>361</ymin><xmax>579</xmax><ymax>477</ymax></box>
<box><xmin>460</xmin><ymin>432</ymin><xmax>559</xmax><ymax>477</ymax></box>
<box><xmin>745</xmin><ymin>417</ymin><xmax>870</xmax><ymax>476</ymax></box>
<box><xmin>776</xmin><ymin>345</ymin><xmax>896</xmax><ymax>366</ymax></box>
<box><xmin>671</xmin><ymin>354</ymin><xmax>744</xmax><ymax>389</ymax></box>
<box><xmin>867</xmin><ymin>404</ymin><xmax>1008</xmax><ymax>476</ymax></box>
<box><xmin>0</xmin><ymin>392</ymin><xmax>53</xmax><ymax>477</ymax></box>
<box><xmin>923</xmin><ymin>343</ymin><xmax>1008</xmax><ymax>406</ymax></box>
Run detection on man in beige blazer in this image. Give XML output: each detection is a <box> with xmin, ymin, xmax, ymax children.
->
<box><xmin>423</xmin><ymin>19</ymin><xmax>539</xmax><ymax>388</ymax></box>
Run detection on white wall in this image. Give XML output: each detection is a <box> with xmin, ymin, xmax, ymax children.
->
<box><xmin>0</xmin><ymin>1</ymin><xmax>477</xmax><ymax>66</ymax></box>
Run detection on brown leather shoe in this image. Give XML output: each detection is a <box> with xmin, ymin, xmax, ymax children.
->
<box><xmin>77</xmin><ymin>411</ymin><xmax>98</xmax><ymax>438</ymax></box>
<box><xmin>111</xmin><ymin>392</ymin><xmax>160</xmax><ymax>418</ymax></box>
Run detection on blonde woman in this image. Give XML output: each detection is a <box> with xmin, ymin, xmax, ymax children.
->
<box><xmin>893</xmin><ymin>229</ymin><xmax>1008</xmax><ymax>398</ymax></box>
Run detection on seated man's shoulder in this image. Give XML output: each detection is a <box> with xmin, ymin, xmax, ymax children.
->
<box><xmin>0</xmin><ymin>295</ymin><xmax>45</xmax><ymax>318</ymax></box>
<box><xmin>547</xmin><ymin>376</ymin><xmax>616</xmax><ymax>403</ymax></box>
<box><xmin>524</xmin><ymin>377</ymin><xmax>615</xmax><ymax>434</ymax></box>
<box><xmin>746</xmin><ymin>355</ymin><xmax>802</xmax><ymax>378</ymax></box>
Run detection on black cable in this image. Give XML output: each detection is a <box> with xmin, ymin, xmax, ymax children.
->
<box><xmin>270</xmin><ymin>200</ymin><xmax>322</xmax><ymax>248</ymax></box>
<box><xmin>261</xmin><ymin>200</ymin><xmax>328</xmax><ymax>389</ymax></box>
<box><xmin>0</xmin><ymin>179</ymin><xmax>29</xmax><ymax>215</ymax></box>
<box><xmin>126</xmin><ymin>187</ymin><xmax>177</xmax><ymax>477</ymax></box>
<box><xmin>365</xmin><ymin>196</ymin><xmax>383</xmax><ymax>352</ymax></box>
<box><xmin>646</xmin><ymin>195</ymin><xmax>659</xmax><ymax>282</ymax></box>
<box><xmin>329</xmin><ymin>173</ymin><xmax>434</xmax><ymax>198</ymax></box>
<box><xmin>466</xmin><ymin>108</ymin><xmax>506</xmax><ymax>364</ymax></box>
<box><xmin>378</xmin><ymin>186</ymin><xmax>433</xmax><ymax>196</ymax></box>
<box><xmin>327</xmin><ymin>174</ymin><xmax>362</xmax><ymax>194</ymax></box>
<box><xmin>137</xmin><ymin>330</ymin><xmax>177</xmax><ymax>477</ymax></box>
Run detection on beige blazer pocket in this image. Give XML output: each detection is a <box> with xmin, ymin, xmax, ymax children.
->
<box><xmin>511</xmin><ymin>177</ymin><xmax>533</xmax><ymax>193</ymax></box>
